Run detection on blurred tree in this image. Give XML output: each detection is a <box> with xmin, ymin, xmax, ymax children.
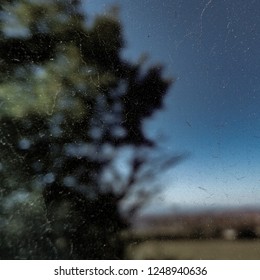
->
<box><xmin>0</xmin><ymin>0</ymin><xmax>177</xmax><ymax>259</ymax></box>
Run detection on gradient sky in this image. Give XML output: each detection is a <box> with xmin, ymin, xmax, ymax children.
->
<box><xmin>85</xmin><ymin>0</ymin><xmax>260</xmax><ymax>210</ymax></box>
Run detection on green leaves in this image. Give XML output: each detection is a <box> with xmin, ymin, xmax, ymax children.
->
<box><xmin>0</xmin><ymin>0</ymin><xmax>173</xmax><ymax>259</ymax></box>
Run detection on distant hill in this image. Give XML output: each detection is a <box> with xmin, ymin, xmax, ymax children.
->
<box><xmin>128</xmin><ymin>207</ymin><xmax>260</xmax><ymax>240</ymax></box>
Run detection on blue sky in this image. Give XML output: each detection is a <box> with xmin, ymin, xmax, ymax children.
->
<box><xmin>85</xmin><ymin>0</ymin><xmax>260</xmax><ymax>210</ymax></box>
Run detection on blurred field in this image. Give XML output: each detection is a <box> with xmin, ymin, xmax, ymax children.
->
<box><xmin>126</xmin><ymin>239</ymin><xmax>260</xmax><ymax>259</ymax></box>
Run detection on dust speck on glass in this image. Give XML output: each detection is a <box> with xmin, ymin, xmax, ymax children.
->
<box><xmin>0</xmin><ymin>0</ymin><xmax>260</xmax><ymax>260</ymax></box>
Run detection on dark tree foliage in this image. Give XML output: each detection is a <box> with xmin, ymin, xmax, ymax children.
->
<box><xmin>0</xmin><ymin>0</ymin><xmax>175</xmax><ymax>259</ymax></box>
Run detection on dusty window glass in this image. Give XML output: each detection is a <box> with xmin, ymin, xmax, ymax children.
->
<box><xmin>0</xmin><ymin>0</ymin><xmax>260</xmax><ymax>260</ymax></box>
